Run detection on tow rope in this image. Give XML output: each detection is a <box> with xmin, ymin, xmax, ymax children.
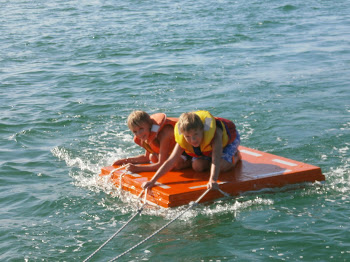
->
<box><xmin>108</xmin><ymin>188</ymin><xmax>211</xmax><ymax>261</ymax></box>
<box><xmin>84</xmin><ymin>168</ymin><xmax>230</xmax><ymax>261</ymax></box>
<box><xmin>83</xmin><ymin>189</ymin><xmax>148</xmax><ymax>262</ymax></box>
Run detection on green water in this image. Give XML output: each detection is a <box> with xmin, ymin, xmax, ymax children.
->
<box><xmin>1</xmin><ymin>0</ymin><xmax>349</xmax><ymax>261</ymax></box>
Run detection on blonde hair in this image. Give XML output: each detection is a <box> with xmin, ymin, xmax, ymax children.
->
<box><xmin>178</xmin><ymin>112</ymin><xmax>204</xmax><ymax>133</ymax></box>
<box><xmin>127</xmin><ymin>111</ymin><xmax>152</xmax><ymax>129</ymax></box>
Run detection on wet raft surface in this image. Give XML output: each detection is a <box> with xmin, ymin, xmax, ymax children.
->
<box><xmin>100</xmin><ymin>146</ymin><xmax>325</xmax><ymax>208</ymax></box>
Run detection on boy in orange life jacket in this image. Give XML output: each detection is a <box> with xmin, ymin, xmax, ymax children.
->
<box><xmin>142</xmin><ymin>110</ymin><xmax>241</xmax><ymax>190</ymax></box>
<box><xmin>113</xmin><ymin>111</ymin><xmax>190</xmax><ymax>173</ymax></box>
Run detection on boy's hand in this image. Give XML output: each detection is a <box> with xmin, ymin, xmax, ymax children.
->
<box><xmin>207</xmin><ymin>180</ymin><xmax>219</xmax><ymax>190</ymax></box>
<box><xmin>113</xmin><ymin>159</ymin><xmax>125</xmax><ymax>166</ymax></box>
<box><xmin>142</xmin><ymin>181</ymin><xmax>155</xmax><ymax>190</ymax></box>
<box><xmin>125</xmin><ymin>163</ymin><xmax>138</xmax><ymax>173</ymax></box>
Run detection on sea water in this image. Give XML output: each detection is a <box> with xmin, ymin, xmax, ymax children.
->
<box><xmin>1</xmin><ymin>0</ymin><xmax>349</xmax><ymax>261</ymax></box>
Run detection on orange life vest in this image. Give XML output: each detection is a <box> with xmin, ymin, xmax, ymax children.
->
<box><xmin>134</xmin><ymin>113</ymin><xmax>178</xmax><ymax>154</ymax></box>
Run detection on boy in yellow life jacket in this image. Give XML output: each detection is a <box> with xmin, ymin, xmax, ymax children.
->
<box><xmin>113</xmin><ymin>111</ymin><xmax>190</xmax><ymax>173</ymax></box>
<box><xmin>142</xmin><ymin>110</ymin><xmax>241</xmax><ymax>190</ymax></box>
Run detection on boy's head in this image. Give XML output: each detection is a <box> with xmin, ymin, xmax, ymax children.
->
<box><xmin>127</xmin><ymin>111</ymin><xmax>152</xmax><ymax>140</ymax></box>
<box><xmin>178</xmin><ymin>112</ymin><xmax>204</xmax><ymax>147</ymax></box>
<box><xmin>127</xmin><ymin>111</ymin><xmax>152</xmax><ymax>129</ymax></box>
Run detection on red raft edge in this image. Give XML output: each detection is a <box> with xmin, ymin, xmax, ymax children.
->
<box><xmin>99</xmin><ymin>146</ymin><xmax>325</xmax><ymax>208</ymax></box>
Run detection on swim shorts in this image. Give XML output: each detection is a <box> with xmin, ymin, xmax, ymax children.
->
<box><xmin>221</xmin><ymin>132</ymin><xmax>240</xmax><ymax>162</ymax></box>
<box><xmin>192</xmin><ymin>131</ymin><xmax>241</xmax><ymax>163</ymax></box>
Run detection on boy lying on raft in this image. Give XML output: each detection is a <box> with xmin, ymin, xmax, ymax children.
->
<box><xmin>142</xmin><ymin>110</ymin><xmax>241</xmax><ymax>190</ymax></box>
<box><xmin>113</xmin><ymin>111</ymin><xmax>189</xmax><ymax>173</ymax></box>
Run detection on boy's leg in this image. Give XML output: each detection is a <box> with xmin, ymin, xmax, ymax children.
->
<box><xmin>174</xmin><ymin>157</ymin><xmax>192</xmax><ymax>170</ymax></box>
<box><xmin>218</xmin><ymin>150</ymin><xmax>242</xmax><ymax>172</ymax></box>
<box><xmin>173</xmin><ymin>152</ymin><xmax>192</xmax><ymax>170</ymax></box>
<box><xmin>149</xmin><ymin>153</ymin><xmax>159</xmax><ymax>163</ymax></box>
<box><xmin>232</xmin><ymin>150</ymin><xmax>242</xmax><ymax>166</ymax></box>
<box><xmin>192</xmin><ymin>157</ymin><xmax>211</xmax><ymax>172</ymax></box>
<box><xmin>219</xmin><ymin>158</ymin><xmax>234</xmax><ymax>172</ymax></box>
<box><xmin>220</xmin><ymin>133</ymin><xmax>241</xmax><ymax>171</ymax></box>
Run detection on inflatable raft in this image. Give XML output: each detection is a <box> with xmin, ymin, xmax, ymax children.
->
<box><xmin>100</xmin><ymin>146</ymin><xmax>325</xmax><ymax>208</ymax></box>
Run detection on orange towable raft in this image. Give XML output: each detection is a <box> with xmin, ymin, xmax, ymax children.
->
<box><xmin>100</xmin><ymin>146</ymin><xmax>325</xmax><ymax>208</ymax></box>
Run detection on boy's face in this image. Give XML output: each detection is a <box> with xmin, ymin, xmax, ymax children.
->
<box><xmin>182</xmin><ymin>128</ymin><xmax>204</xmax><ymax>147</ymax></box>
<box><xmin>130</xmin><ymin>121</ymin><xmax>151</xmax><ymax>141</ymax></box>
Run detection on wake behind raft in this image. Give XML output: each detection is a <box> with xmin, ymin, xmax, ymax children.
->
<box><xmin>100</xmin><ymin>146</ymin><xmax>325</xmax><ymax>208</ymax></box>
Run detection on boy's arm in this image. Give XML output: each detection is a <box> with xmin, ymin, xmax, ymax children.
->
<box><xmin>142</xmin><ymin>143</ymin><xmax>184</xmax><ymax>190</ymax></box>
<box><xmin>126</xmin><ymin>125</ymin><xmax>174</xmax><ymax>172</ymax></box>
<box><xmin>113</xmin><ymin>151</ymin><xmax>149</xmax><ymax>166</ymax></box>
<box><xmin>156</xmin><ymin>125</ymin><xmax>176</xmax><ymax>164</ymax></box>
<box><xmin>208</xmin><ymin>128</ymin><xmax>223</xmax><ymax>190</ymax></box>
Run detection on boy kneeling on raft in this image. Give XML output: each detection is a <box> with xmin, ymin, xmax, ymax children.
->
<box><xmin>113</xmin><ymin>111</ymin><xmax>190</xmax><ymax>173</ymax></box>
<box><xmin>143</xmin><ymin>110</ymin><xmax>241</xmax><ymax>190</ymax></box>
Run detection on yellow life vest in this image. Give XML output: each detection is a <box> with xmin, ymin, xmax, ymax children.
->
<box><xmin>174</xmin><ymin>110</ymin><xmax>235</xmax><ymax>157</ymax></box>
<box><xmin>134</xmin><ymin>113</ymin><xmax>177</xmax><ymax>154</ymax></box>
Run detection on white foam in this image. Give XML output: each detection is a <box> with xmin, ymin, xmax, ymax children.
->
<box><xmin>51</xmin><ymin>146</ymin><xmax>100</xmax><ymax>173</ymax></box>
<box><xmin>201</xmin><ymin>197</ymin><xmax>274</xmax><ymax>217</ymax></box>
<box><xmin>239</xmin><ymin>122</ymin><xmax>254</xmax><ymax>140</ymax></box>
